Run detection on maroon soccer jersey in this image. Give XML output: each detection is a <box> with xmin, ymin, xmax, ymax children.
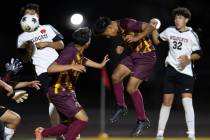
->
<box><xmin>48</xmin><ymin>43</ymin><xmax>85</xmax><ymax>95</ymax></box>
<box><xmin>117</xmin><ymin>18</ymin><xmax>155</xmax><ymax>53</ymax></box>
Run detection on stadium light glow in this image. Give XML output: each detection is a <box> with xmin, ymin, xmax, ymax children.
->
<box><xmin>70</xmin><ymin>13</ymin><xmax>84</xmax><ymax>26</ymax></box>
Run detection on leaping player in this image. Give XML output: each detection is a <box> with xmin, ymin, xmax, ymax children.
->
<box><xmin>93</xmin><ymin>17</ymin><xmax>158</xmax><ymax>136</ymax></box>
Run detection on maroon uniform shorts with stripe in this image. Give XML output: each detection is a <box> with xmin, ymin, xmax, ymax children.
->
<box><xmin>48</xmin><ymin>91</ymin><xmax>83</xmax><ymax>120</ymax></box>
<box><xmin>120</xmin><ymin>51</ymin><xmax>156</xmax><ymax>81</ymax></box>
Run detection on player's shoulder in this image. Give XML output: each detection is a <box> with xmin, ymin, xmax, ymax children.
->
<box><xmin>17</xmin><ymin>31</ymin><xmax>30</xmax><ymax>40</ymax></box>
<box><xmin>187</xmin><ymin>27</ymin><xmax>199</xmax><ymax>41</ymax></box>
<box><xmin>120</xmin><ymin>18</ymin><xmax>140</xmax><ymax>23</ymax></box>
<box><xmin>60</xmin><ymin>43</ymin><xmax>76</xmax><ymax>57</ymax></box>
<box><xmin>165</xmin><ymin>26</ymin><xmax>176</xmax><ymax>31</ymax></box>
<box><xmin>62</xmin><ymin>43</ymin><xmax>75</xmax><ymax>52</ymax></box>
<box><xmin>39</xmin><ymin>24</ymin><xmax>54</xmax><ymax>29</ymax></box>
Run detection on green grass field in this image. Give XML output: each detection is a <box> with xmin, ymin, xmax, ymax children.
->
<box><xmin>14</xmin><ymin>137</ymin><xmax>210</xmax><ymax>140</ymax></box>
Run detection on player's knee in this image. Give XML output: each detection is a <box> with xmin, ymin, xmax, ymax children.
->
<box><xmin>13</xmin><ymin>114</ymin><xmax>21</xmax><ymax>127</ymax></box>
<box><xmin>163</xmin><ymin>98</ymin><xmax>173</xmax><ymax>106</ymax></box>
<box><xmin>112</xmin><ymin>73</ymin><xmax>121</xmax><ymax>84</ymax></box>
<box><xmin>78</xmin><ymin>115</ymin><xmax>88</xmax><ymax>122</ymax></box>
<box><xmin>126</xmin><ymin>86</ymin><xmax>137</xmax><ymax>94</ymax></box>
<box><xmin>8</xmin><ymin>113</ymin><xmax>21</xmax><ymax>128</ymax></box>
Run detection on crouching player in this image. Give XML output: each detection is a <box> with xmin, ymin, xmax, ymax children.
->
<box><xmin>35</xmin><ymin>27</ymin><xmax>109</xmax><ymax>140</ymax></box>
<box><xmin>0</xmin><ymin>58</ymin><xmax>41</xmax><ymax>140</ymax></box>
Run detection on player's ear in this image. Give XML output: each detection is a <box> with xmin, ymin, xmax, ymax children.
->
<box><xmin>185</xmin><ymin>18</ymin><xmax>189</xmax><ymax>24</ymax></box>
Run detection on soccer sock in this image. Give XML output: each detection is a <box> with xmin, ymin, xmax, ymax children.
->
<box><xmin>4</xmin><ymin>127</ymin><xmax>15</xmax><ymax>140</ymax></box>
<box><xmin>42</xmin><ymin>124</ymin><xmax>68</xmax><ymax>137</ymax></box>
<box><xmin>182</xmin><ymin>97</ymin><xmax>195</xmax><ymax>137</ymax></box>
<box><xmin>66</xmin><ymin>119</ymin><xmax>87</xmax><ymax>140</ymax></box>
<box><xmin>130</xmin><ymin>90</ymin><xmax>146</xmax><ymax>121</ymax></box>
<box><xmin>113</xmin><ymin>82</ymin><xmax>126</xmax><ymax>107</ymax></box>
<box><xmin>157</xmin><ymin>104</ymin><xmax>171</xmax><ymax>136</ymax></box>
<box><xmin>49</xmin><ymin>103</ymin><xmax>55</xmax><ymax>117</ymax></box>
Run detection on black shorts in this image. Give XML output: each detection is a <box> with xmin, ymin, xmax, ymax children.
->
<box><xmin>37</xmin><ymin>72</ymin><xmax>53</xmax><ymax>94</ymax></box>
<box><xmin>0</xmin><ymin>106</ymin><xmax>7</xmax><ymax>117</ymax></box>
<box><xmin>163</xmin><ymin>65</ymin><xmax>194</xmax><ymax>94</ymax></box>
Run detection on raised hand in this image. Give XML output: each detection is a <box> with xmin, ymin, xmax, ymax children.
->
<box><xmin>101</xmin><ymin>54</ymin><xmax>110</xmax><ymax>67</ymax></box>
<box><xmin>12</xmin><ymin>90</ymin><xmax>29</xmax><ymax>103</ymax></box>
<box><xmin>5</xmin><ymin>58</ymin><xmax>23</xmax><ymax>75</ymax></box>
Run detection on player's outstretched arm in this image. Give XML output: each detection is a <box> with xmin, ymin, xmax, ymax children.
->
<box><xmin>152</xmin><ymin>30</ymin><xmax>161</xmax><ymax>45</ymax></box>
<box><xmin>35</xmin><ymin>40</ymin><xmax>64</xmax><ymax>50</ymax></box>
<box><xmin>0</xmin><ymin>80</ymin><xmax>14</xmax><ymax>96</ymax></box>
<box><xmin>14</xmin><ymin>81</ymin><xmax>41</xmax><ymax>90</ymax></box>
<box><xmin>47</xmin><ymin>62</ymin><xmax>86</xmax><ymax>73</ymax></box>
<box><xmin>84</xmin><ymin>55</ymin><xmax>110</xmax><ymax>69</ymax></box>
<box><xmin>124</xmin><ymin>22</ymin><xmax>155</xmax><ymax>43</ymax></box>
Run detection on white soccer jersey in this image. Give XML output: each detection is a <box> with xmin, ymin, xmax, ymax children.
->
<box><xmin>17</xmin><ymin>24</ymin><xmax>63</xmax><ymax>76</ymax></box>
<box><xmin>159</xmin><ymin>26</ymin><xmax>201</xmax><ymax>77</ymax></box>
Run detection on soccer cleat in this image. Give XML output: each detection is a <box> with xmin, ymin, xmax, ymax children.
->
<box><xmin>76</xmin><ymin>134</ymin><xmax>81</xmax><ymax>139</ymax></box>
<box><xmin>109</xmin><ymin>106</ymin><xmax>128</xmax><ymax>123</ymax></box>
<box><xmin>156</xmin><ymin>136</ymin><xmax>164</xmax><ymax>140</ymax></box>
<box><xmin>131</xmin><ymin>118</ymin><xmax>150</xmax><ymax>137</ymax></box>
<box><xmin>35</xmin><ymin>127</ymin><xmax>44</xmax><ymax>140</ymax></box>
<box><xmin>56</xmin><ymin>135</ymin><xmax>65</xmax><ymax>140</ymax></box>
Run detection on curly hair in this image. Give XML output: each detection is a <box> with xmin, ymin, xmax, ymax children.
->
<box><xmin>172</xmin><ymin>7</ymin><xmax>191</xmax><ymax>20</ymax></box>
<box><xmin>20</xmin><ymin>3</ymin><xmax>40</xmax><ymax>16</ymax></box>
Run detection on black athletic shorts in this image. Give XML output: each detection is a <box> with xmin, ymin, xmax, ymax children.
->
<box><xmin>37</xmin><ymin>72</ymin><xmax>53</xmax><ymax>94</ymax></box>
<box><xmin>163</xmin><ymin>65</ymin><xmax>194</xmax><ymax>94</ymax></box>
<box><xmin>0</xmin><ymin>106</ymin><xmax>7</xmax><ymax>117</ymax></box>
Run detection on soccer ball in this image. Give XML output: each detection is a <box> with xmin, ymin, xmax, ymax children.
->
<box><xmin>20</xmin><ymin>14</ymin><xmax>39</xmax><ymax>32</ymax></box>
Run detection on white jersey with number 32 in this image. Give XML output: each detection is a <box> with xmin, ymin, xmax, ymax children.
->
<box><xmin>160</xmin><ymin>26</ymin><xmax>201</xmax><ymax>77</ymax></box>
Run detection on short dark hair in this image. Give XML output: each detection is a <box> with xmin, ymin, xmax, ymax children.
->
<box><xmin>72</xmin><ymin>27</ymin><xmax>92</xmax><ymax>46</ymax></box>
<box><xmin>172</xmin><ymin>7</ymin><xmax>191</xmax><ymax>20</ymax></box>
<box><xmin>93</xmin><ymin>17</ymin><xmax>112</xmax><ymax>35</ymax></box>
<box><xmin>20</xmin><ymin>3</ymin><xmax>40</xmax><ymax>16</ymax></box>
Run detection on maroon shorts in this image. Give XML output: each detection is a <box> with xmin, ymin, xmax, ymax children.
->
<box><xmin>120</xmin><ymin>51</ymin><xmax>156</xmax><ymax>81</ymax></box>
<box><xmin>48</xmin><ymin>92</ymin><xmax>83</xmax><ymax>120</ymax></box>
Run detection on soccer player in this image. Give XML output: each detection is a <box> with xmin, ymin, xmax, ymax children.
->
<box><xmin>34</xmin><ymin>27</ymin><xmax>109</xmax><ymax>140</ymax></box>
<box><xmin>151</xmin><ymin>7</ymin><xmax>202</xmax><ymax>140</ymax></box>
<box><xmin>0</xmin><ymin>58</ymin><xmax>41</xmax><ymax>140</ymax></box>
<box><xmin>18</xmin><ymin>3</ymin><xmax>64</xmax><ymax>139</ymax></box>
<box><xmin>93</xmin><ymin>17</ymin><xmax>157</xmax><ymax>136</ymax></box>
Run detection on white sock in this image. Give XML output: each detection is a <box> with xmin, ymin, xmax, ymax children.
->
<box><xmin>4</xmin><ymin>127</ymin><xmax>15</xmax><ymax>140</ymax></box>
<box><xmin>157</xmin><ymin>104</ymin><xmax>171</xmax><ymax>136</ymax></box>
<box><xmin>182</xmin><ymin>97</ymin><xmax>195</xmax><ymax>137</ymax></box>
<box><xmin>49</xmin><ymin>103</ymin><xmax>55</xmax><ymax>116</ymax></box>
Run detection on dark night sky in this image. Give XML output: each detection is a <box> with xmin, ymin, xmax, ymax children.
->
<box><xmin>0</xmin><ymin>0</ymin><xmax>210</xmax><ymax>110</ymax></box>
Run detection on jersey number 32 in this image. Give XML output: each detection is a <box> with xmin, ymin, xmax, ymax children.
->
<box><xmin>172</xmin><ymin>41</ymin><xmax>182</xmax><ymax>50</ymax></box>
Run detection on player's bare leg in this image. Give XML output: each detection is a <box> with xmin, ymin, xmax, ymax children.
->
<box><xmin>110</xmin><ymin>64</ymin><xmax>131</xmax><ymax>123</ymax></box>
<box><xmin>0</xmin><ymin>109</ymin><xmax>21</xmax><ymax>140</ymax></box>
<box><xmin>182</xmin><ymin>93</ymin><xmax>195</xmax><ymax>140</ymax></box>
<box><xmin>156</xmin><ymin>94</ymin><xmax>174</xmax><ymax>140</ymax></box>
<box><xmin>125</xmin><ymin>77</ymin><xmax>149</xmax><ymax>136</ymax></box>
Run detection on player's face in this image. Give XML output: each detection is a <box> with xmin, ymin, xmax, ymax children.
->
<box><xmin>24</xmin><ymin>9</ymin><xmax>39</xmax><ymax>18</ymax></box>
<box><xmin>174</xmin><ymin>15</ymin><xmax>188</xmax><ymax>30</ymax></box>
<box><xmin>102</xmin><ymin>21</ymin><xmax>118</xmax><ymax>38</ymax></box>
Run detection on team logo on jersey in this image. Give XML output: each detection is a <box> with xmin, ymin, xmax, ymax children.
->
<box><xmin>31</xmin><ymin>34</ymin><xmax>48</xmax><ymax>43</ymax></box>
<box><xmin>40</xmin><ymin>29</ymin><xmax>47</xmax><ymax>34</ymax></box>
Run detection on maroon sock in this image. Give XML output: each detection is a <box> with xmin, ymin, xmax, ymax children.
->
<box><xmin>113</xmin><ymin>82</ymin><xmax>126</xmax><ymax>107</ymax></box>
<box><xmin>66</xmin><ymin>120</ymin><xmax>87</xmax><ymax>140</ymax></box>
<box><xmin>130</xmin><ymin>90</ymin><xmax>146</xmax><ymax>121</ymax></box>
<box><xmin>42</xmin><ymin>124</ymin><xmax>68</xmax><ymax>137</ymax></box>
